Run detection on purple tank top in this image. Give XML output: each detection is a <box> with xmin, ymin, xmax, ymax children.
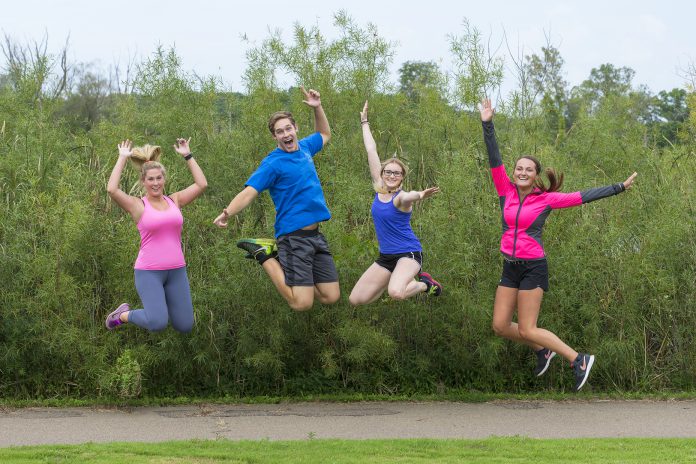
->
<box><xmin>371</xmin><ymin>191</ymin><xmax>422</xmax><ymax>254</ymax></box>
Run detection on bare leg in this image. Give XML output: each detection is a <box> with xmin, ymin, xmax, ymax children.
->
<box><xmin>260</xmin><ymin>258</ymin><xmax>315</xmax><ymax>311</ymax></box>
<box><xmin>516</xmin><ymin>288</ymin><xmax>578</xmax><ymax>362</ymax></box>
<box><xmin>314</xmin><ymin>282</ymin><xmax>340</xmax><ymax>305</ymax></box>
<box><xmin>387</xmin><ymin>258</ymin><xmax>427</xmax><ymax>300</ymax></box>
<box><xmin>349</xmin><ymin>263</ymin><xmax>391</xmax><ymax>306</ymax></box>
<box><xmin>491</xmin><ymin>286</ymin><xmax>542</xmax><ymax>350</ymax></box>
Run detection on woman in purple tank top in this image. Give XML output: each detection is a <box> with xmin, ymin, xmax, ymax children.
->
<box><xmin>349</xmin><ymin>101</ymin><xmax>442</xmax><ymax>306</ymax></box>
<box><xmin>104</xmin><ymin>138</ymin><xmax>207</xmax><ymax>332</ymax></box>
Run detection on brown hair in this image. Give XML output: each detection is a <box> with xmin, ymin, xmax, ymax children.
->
<box><xmin>516</xmin><ymin>155</ymin><xmax>564</xmax><ymax>193</ymax></box>
<box><xmin>374</xmin><ymin>157</ymin><xmax>409</xmax><ymax>194</ymax></box>
<box><xmin>268</xmin><ymin>111</ymin><xmax>296</xmax><ymax>134</ymax></box>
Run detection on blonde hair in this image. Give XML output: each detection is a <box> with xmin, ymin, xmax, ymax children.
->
<box><xmin>373</xmin><ymin>157</ymin><xmax>409</xmax><ymax>194</ymax></box>
<box><xmin>130</xmin><ymin>144</ymin><xmax>162</xmax><ymax>169</ymax></box>
<box><xmin>140</xmin><ymin>161</ymin><xmax>166</xmax><ymax>181</ymax></box>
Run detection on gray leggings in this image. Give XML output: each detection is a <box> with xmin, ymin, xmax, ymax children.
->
<box><xmin>130</xmin><ymin>267</ymin><xmax>194</xmax><ymax>333</ymax></box>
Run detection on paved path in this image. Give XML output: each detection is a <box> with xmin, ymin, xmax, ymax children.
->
<box><xmin>2</xmin><ymin>400</ymin><xmax>696</xmax><ymax>447</ymax></box>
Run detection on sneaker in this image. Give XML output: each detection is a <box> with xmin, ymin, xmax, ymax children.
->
<box><xmin>418</xmin><ymin>272</ymin><xmax>442</xmax><ymax>296</ymax></box>
<box><xmin>533</xmin><ymin>348</ymin><xmax>556</xmax><ymax>377</ymax></box>
<box><xmin>572</xmin><ymin>353</ymin><xmax>595</xmax><ymax>392</ymax></box>
<box><xmin>236</xmin><ymin>238</ymin><xmax>277</xmax><ymax>263</ymax></box>
<box><xmin>105</xmin><ymin>303</ymin><xmax>130</xmax><ymax>330</ymax></box>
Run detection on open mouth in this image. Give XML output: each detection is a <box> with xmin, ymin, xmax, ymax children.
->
<box><xmin>283</xmin><ymin>137</ymin><xmax>294</xmax><ymax>149</ymax></box>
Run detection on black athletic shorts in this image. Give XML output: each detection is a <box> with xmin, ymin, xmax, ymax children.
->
<box><xmin>375</xmin><ymin>251</ymin><xmax>423</xmax><ymax>273</ymax></box>
<box><xmin>276</xmin><ymin>228</ymin><xmax>339</xmax><ymax>287</ymax></box>
<box><xmin>499</xmin><ymin>258</ymin><xmax>549</xmax><ymax>292</ymax></box>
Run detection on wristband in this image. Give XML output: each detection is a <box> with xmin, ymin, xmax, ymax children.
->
<box><xmin>361</xmin><ymin>120</ymin><xmax>369</xmax><ymax>125</ymax></box>
<box><xmin>184</xmin><ymin>153</ymin><xmax>193</xmax><ymax>161</ymax></box>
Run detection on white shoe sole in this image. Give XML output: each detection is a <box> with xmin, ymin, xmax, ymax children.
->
<box><xmin>575</xmin><ymin>355</ymin><xmax>595</xmax><ymax>391</ymax></box>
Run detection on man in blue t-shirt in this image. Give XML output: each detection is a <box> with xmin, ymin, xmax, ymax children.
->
<box><xmin>213</xmin><ymin>87</ymin><xmax>340</xmax><ymax>311</ymax></box>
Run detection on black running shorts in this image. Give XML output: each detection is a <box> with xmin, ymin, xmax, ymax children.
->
<box><xmin>375</xmin><ymin>251</ymin><xmax>423</xmax><ymax>273</ymax></box>
<box><xmin>499</xmin><ymin>258</ymin><xmax>549</xmax><ymax>292</ymax></box>
<box><xmin>276</xmin><ymin>228</ymin><xmax>339</xmax><ymax>287</ymax></box>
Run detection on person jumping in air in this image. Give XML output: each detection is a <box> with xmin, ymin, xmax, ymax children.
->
<box><xmin>105</xmin><ymin>138</ymin><xmax>207</xmax><ymax>332</ymax></box>
<box><xmin>479</xmin><ymin>98</ymin><xmax>637</xmax><ymax>392</ymax></box>
<box><xmin>213</xmin><ymin>87</ymin><xmax>340</xmax><ymax>311</ymax></box>
<box><xmin>348</xmin><ymin>101</ymin><xmax>442</xmax><ymax>306</ymax></box>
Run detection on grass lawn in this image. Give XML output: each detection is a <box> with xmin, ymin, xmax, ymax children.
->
<box><xmin>2</xmin><ymin>438</ymin><xmax>696</xmax><ymax>463</ymax></box>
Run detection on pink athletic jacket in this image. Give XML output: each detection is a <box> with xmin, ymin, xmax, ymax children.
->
<box><xmin>483</xmin><ymin>120</ymin><xmax>625</xmax><ymax>260</ymax></box>
<box><xmin>134</xmin><ymin>195</ymin><xmax>186</xmax><ymax>270</ymax></box>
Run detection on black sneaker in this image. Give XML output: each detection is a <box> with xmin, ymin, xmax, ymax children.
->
<box><xmin>533</xmin><ymin>348</ymin><xmax>556</xmax><ymax>377</ymax></box>
<box><xmin>572</xmin><ymin>353</ymin><xmax>595</xmax><ymax>392</ymax></box>
<box><xmin>236</xmin><ymin>238</ymin><xmax>277</xmax><ymax>264</ymax></box>
<box><xmin>418</xmin><ymin>272</ymin><xmax>442</xmax><ymax>296</ymax></box>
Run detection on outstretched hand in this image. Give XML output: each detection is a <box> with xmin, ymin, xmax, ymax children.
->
<box><xmin>478</xmin><ymin>98</ymin><xmax>494</xmax><ymax>122</ymax></box>
<box><xmin>360</xmin><ymin>100</ymin><xmax>369</xmax><ymax>123</ymax></box>
<box><xmin>301</xmin><ymin>86</ymin><xmax>321</xmax><ymax>108</ymax></box>
<box><xmin>420</xmin><ymin>186</ymin><xmax>440</xmax><ymax>200</ymax></box>
<box><xmin>213</xmin><ymin>211</ymin><xmax>229</xmax><ymax>228</ymax></box>
<box><xmin>623</xmin><ymin>172</ymin><xmax>638</xmax><ymax>190</ymax></box>
<box><xmin>173</xmin><ymin>137</ymin><xmax>192</xmax><ymax>157</ymax></box>
<box><xmin>118</xmin><ymin>140</ymin><xmax>133</xmax><ymax>158</ymax></box>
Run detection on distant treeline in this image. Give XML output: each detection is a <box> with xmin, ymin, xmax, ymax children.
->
<box><xmin>0</xmin><ymin>14</ymin><xmax>694</xmax><ymax>399</ymax></box>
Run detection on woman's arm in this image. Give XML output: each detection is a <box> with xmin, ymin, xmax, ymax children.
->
<box><xmin>546</xmin><ymin>172</ymin><xmax>638</xmax><ymax>209</ymax></box>
<box><xmin>360</xmin><ymin>101</ymin><xmax>384</xmax><ymax>189</ymax></box>
<box><xmin>479</xmin><ymin>98</ymin><xmax>511</xmax><ymax>197</ymax></box>
<box><xmin>394</xmin><ymin>187</ymin><xmax>440</xmax><ymax>211</ymax></box>
<box><xmin>106</xmin><ymin>140</ymin><xmax>143</xmax><ymax>220</ymax></box>
<box><xmin>169</xmin><ymin>138</ymin><xmax>208</xmax><ymax>208</ymax></box>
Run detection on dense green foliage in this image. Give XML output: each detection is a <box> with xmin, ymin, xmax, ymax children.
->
<box><xmin>0</xmin><ymin>15</ymin><xmax>694</xmax><ymax>399</ymax></box>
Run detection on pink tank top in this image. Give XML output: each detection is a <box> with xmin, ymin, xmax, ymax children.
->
<box><xmin>134</xmin><ymin>196</ymin><xmax>186</xmax><ymax>270</ymax></box>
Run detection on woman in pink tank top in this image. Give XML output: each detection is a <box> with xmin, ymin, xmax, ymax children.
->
<box><xmin>105</xmin><ymin>138</ymin><xmax>207</xmax><ymax>333</ymax></box>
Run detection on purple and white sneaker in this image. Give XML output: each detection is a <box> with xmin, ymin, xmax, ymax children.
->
<box><xmin>105</xmin><ymin>303</ymin><xmax>130</xmax><ymax>330</ymax></box>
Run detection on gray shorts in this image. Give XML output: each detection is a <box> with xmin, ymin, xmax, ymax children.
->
<box><xmin>276</xmin><ymin>228</ymin><xmax>339</xmax><ymax>287</ymax></box>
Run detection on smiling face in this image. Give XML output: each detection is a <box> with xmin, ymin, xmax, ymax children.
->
<box><xmin>142</xmin><ymin>167</ymin><xmax>165</xmax><ymax>198</ymax></box>
<box><xmin>513</xmin><ymin>157</ymin><xmax>539</xmax><ymax>190</ymax></box>
<box><xmin>381</xmin><ymin>162</ymin><xmax>405</xmax><ymax>191</ymax></box>
<box><xmin>272</xmin><ymin>118</ymin><xmax>299</xmax><ymax>152</ymax></box>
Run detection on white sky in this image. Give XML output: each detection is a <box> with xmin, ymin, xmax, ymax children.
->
<box><xmin>3</xmin><ymin>0</ymin><xmax>694</xmax><ymax>94</ymax></box>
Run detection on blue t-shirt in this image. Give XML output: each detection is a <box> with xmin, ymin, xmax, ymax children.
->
<box><xmin>245</xmin><ymin>132</ymin><xmax>331</xmax><ymax>237</ymax></box>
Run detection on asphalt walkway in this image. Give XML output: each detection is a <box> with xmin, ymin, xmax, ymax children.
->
<box><xmin>2</xmin><ymin>400</ymin><xmax>696</xmax><ymax>447</ymax></box>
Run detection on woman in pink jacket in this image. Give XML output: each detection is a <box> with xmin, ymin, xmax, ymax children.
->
<box><xmin>479</xmin><ymin>98</ymin><xmax>636</xmax><ymax>391</ymax></box>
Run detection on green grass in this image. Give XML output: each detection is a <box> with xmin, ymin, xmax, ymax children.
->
<box><xmin>5</xmin><ymin>390</ymin><xmax>696</xmax><ymax>409</ymax></box>
<box><xmin>2</xmin><ymin>438</ymin><xmax>696</xmax><ymax>463</ymax></box>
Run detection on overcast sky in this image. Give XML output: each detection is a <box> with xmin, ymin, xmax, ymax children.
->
<box><xmin>3</xmin><ymin>0</ymin><xmax>694</xmax><ymax>94</ymax></box>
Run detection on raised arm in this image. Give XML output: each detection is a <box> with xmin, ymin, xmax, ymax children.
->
<box><xmin>302</xmin><ymin>86</ymin><xmax>331</xmax><ymax>145</ymax></box>
<box><xmin>546</xmin><ymin>172</ymin><xmax>638</xmax><ymax>209</ymax></box>
<box><xmin>169</xmin><ymin>137</ymin><xmax>208</xmax><ymax>208</ymax></box>
<box><xmin>106</xmin><ymin>140</ymin><xmax>144</xmax><ymax>220</ymax></box>
<box><xmin>212</xmin><ymin>186</ymin><xmax>259</xmax><ymax>228</ymax></box>
<box><xmin>479</xmin><ymin>98</ymin><xmax>512</xmax><ymax>197</ymax></box>
<box><xmin>479</xmin><ymin>98</ymin><xmax>503</xmax><ymax>168</ymax></box>
<box><xmin>394</xmin><ymin>187</ymin><xmax>440</xmax><ymax>211</ymax></box>
<box><xmin>360</xmin><ymin>101</ymin><xmax>383</xmax><ymax>187</ymax></box>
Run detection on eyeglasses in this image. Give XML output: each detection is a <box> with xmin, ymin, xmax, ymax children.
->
<box><xmin>382</xmin><ymin>170</ymin><xmax>403</xmax><ymax>178</ymax></box>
